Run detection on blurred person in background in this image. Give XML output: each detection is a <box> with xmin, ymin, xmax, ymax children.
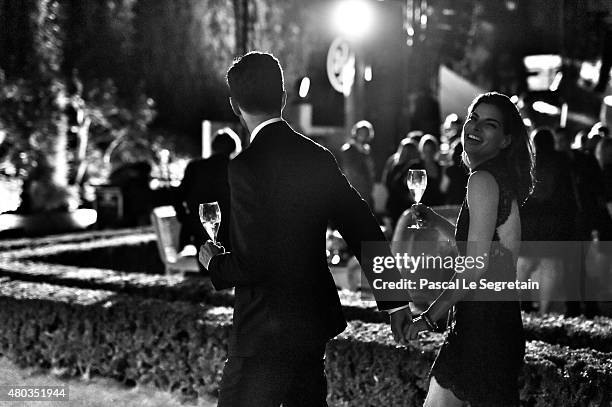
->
<box><xmin>174</xmin><ymin>129</ymin><xmax>238</xmax><ymax>257</ymax></box>
<box><xmin>406</xmin><ymin>129</ymin><xmax>425</xmax><ymax>145</ymax></box>
<box><xmin>418</xmin><ymin>135</ymin><xmax>444</xmax><ymax>206</ymax></box>
<box><xmin>594</xmin><ymin>4</ymin><xmax>612</xmax><ymax>93</ymax></box>
<box><xmin>339</xmin><ymin>120</ymin><xmax>376</xmax><ymax>209</ymax></box>
<box><xmin>554</xmin><ymin>126</ymin><xmax>612</xmax><ymax>317</ymax></box>
<box><xmin>518</xmin><ymin>128</ymin><xmax>575</xmax><ymax>314</ymax></box>
<box><xmin>441</xmin><ymin>113</ymin><xmax>463</xmax><ymax>146</ymax></box>
<box><xmin>383</xmin><ymin>138</ymin><xmax>422</xmax><ymax>226</ymax></box>
<box><xmin>108</xmin><ymin>161</ymin><xmax>152</xmax><ymax>226</ymax></box>
<box><xmin>595</xmin><ymin>137</ymin><xmax>612</xmax><ymax>217</ymax></box>
<box><xmin>441</xmin><ymin>140</ymin><xmax>469</xmax><ymax>205</ymax></box>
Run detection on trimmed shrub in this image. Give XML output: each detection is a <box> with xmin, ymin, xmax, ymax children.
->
<box><xmin>0</xmin><ymin>280</ymin><xmax>611</xmax><ymax>406</ymax></box>
<box><xmin>0</xmin><ymin>227</ymin><xmax>153</xmax><ymax>252</ymax></box>
<box><xmin>0</xmin><ymin>279</ymin><xmax>231</xmax><ymax>399</ymax></box>
<box><xmin>0</xmin><ymin>259</ymin><xmax>234</xmax><ymax>306</ymax></box>
<box><xmin>327</xmin><ymin>321</ymin><xmax>612</xmax><ymax>407</ymax></box>
<box><xmin>1</xmin><ymin>255</ymin><xmax>611</xmax><ymax>354</ymax></box>
<box><xmin>0</xmin><ymin>233</ymin><xmax>163</xmax><ymax>274</ymax></box>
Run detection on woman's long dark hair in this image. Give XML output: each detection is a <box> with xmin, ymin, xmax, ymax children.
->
<box><xmin>467</xmin><ymin>92</ymin><xmax>535</xmax><ymax>204</ymax></box>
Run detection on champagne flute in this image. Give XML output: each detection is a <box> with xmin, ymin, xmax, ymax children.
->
<box><xmin>198</xmin><ymin>202</ymin><xmax>221</xmax><ymax>244</ymax></box>
<box><xmin>407</xmin><ymin>169</ymin><xmax>427</xmax><ymax>228</ymax></box>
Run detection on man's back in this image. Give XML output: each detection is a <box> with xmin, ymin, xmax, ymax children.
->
<box><xmin>211</xmin><ymin>121</ymin><xmax>396</xmax><ymax>355</ymax></box>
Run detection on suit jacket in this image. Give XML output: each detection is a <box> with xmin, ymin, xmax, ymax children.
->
<box><xmin>209</xmin><ymin>121</ymin><xmax>408</xmax><ymax>356</ymax></box>
<box><xmin>174</xmin><ymin>154</ymin><xmax>231</xmax><ymax>249</ymax></box>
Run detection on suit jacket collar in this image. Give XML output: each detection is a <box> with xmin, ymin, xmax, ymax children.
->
<box><xmin>247</xmin><ymin>119</ymin><xmax>292</xmax><ymax>149</ymax></box>
<box><xmin>250</xmin><ymin>117</ymin><xmax>284</xmax><ymax>143</ymax></box>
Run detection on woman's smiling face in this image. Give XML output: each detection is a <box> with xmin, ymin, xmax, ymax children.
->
<box><xmin>462</xmin><ymin>103</ymin><xmax>510</xmax><ymax>168</ymax></box>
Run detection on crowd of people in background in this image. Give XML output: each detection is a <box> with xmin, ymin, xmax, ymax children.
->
<box><xmin>331</xmin><ymin>112</ymin><xmax>612</xmax><ymax>318</ymax></box>
<box><xmin>164</xmin><ymin>78</ymin><xmax>612</xmax><ymax>321</ymax></box>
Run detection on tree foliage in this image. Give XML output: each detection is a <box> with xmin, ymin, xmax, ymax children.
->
<box><xmin>0</xmin><ymin>0</ymin><xmax>77</xmax><ymax>212</ymax></box>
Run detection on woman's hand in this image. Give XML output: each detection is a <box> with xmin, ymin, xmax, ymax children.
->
<box><xmin>406</xmin><ymin>316</ymin><xmax>429</xmax><ymax>340</ymax></box>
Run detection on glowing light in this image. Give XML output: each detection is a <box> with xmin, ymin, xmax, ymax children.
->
<box><xmin>604</xmin><ymin>95</ymin><xmax>612</xmax><ymax>107</ymax></box>
<box><xmin>524</xmin><ymin>55</ymin><xmax>562</xmax><ymax>91</ymax></box>
<box><xmin>420</xmin><ymin>14</ymin><xmax>428</xmax><ymax>27</ymax></box>
<box><xmin>331</xmin><ymin>254</ymin><xmax>341</xmax><ymax>265</ymax></box>
<box><xmin>549</xmin><ymin>72</ymin><xmax>563</xmax><ymax>92</ymax></box>
<box><xmin>364</xmin><ymin>66</ymin><xmax>372</xmax><ymax>82</ymax></box>
<box><xmin>510</xmin><ymin>95</ymin><xmax>519</xmax><ymax>104</ymax></box>
<box><xmin>532</xmin><ymin>101</ymin><xmax>560</xmax><ymax>115</ymax></box>
<box><xmin>560</xmin><ymin>103</ymin><xmax>568</xmax><ymax>127</ymax></box>
<box><xmin>523</xmin><ymin>118</ymin><xmax>533</xmax><ymax>128</ymax></box>
<box><xmin>523</xmin><ymin>55</ymin><xmax>562</xmax><ymax>70</ymax></box>
<box><xmin>332</xmin><ymin>0</ymin><xmax>374</xmax><ymax>40</ymax></box>
<box><xmin>579</xmin><ymin>61</ymin><xmax>601</xmax><ymax>83</ymax></box>
<box><xmin>299</xmin><ymin>77</ymin><xmax>310</xmax><ymax>98</ymax></box>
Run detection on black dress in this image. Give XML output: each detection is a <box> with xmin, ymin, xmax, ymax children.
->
<box><xmin>430</xmin><ymin>156</ymin><xmax>525</xmax><ymax>406</ymax></box>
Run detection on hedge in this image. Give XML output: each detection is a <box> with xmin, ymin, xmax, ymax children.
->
<box><xmin>0</xmin><ymin>279</ymin><xmax>231</xmax><ymax>400</ymax></box>
<box><xmin>328</xmin><ymin>321</ymin><xmax>612</xmax><ymax>407</ymax></box>
<box><xmin>0</xmin><ymin>259</ymin><xmax>234</xmax><ymax>306</ymax></box>
<box><xmin>1</xmin><ymin>257</ymin><xmax>612</xmax><ymax>354</ymax></box>
<box><xmin>1</xmin><ymin>279</ymin><xmax>611</xmax><ymax>406</ymax></box>
<box><xmin>0</xmin><ymin>233</ymin><xmax>163</xmax><ymax>274</ymax></box>
<box><xmin>0</xmin><ymin>227</ymin><xmax>153</xmax><ymax>252</ymax></box>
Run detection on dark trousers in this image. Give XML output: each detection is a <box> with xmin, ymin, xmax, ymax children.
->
<box><xmin>217</xmin><ymin>344</ymin><xmax>328</xmax><ymax>407</ymax></box>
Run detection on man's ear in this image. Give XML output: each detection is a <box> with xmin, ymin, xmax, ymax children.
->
<box><xmin>280</xmin><ymin>91</ymin><xmax>287</xmax><ymax>111</ymax></box>
<box><xmin>229</xmin><ymin>97</ymin><xmax>242</xmax><ymax>117</ymax></box>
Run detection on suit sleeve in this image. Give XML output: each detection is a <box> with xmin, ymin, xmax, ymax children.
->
<box><xmin>208</xmin><ymin>159</ymin><xmax>266</xmax><ymax>290</ymax></box>
<box><xmin>325</xmin><ymin>150</ymin><xmax>411</xmax><ymax>310</ymax></box>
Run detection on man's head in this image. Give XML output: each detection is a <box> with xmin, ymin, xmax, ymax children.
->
<box><xmin>226</xmin><ymin>52</ymin><xmax>286</xmax><ymax>116</ymax></box>
<box><xmin>351</xmin><ymin>120</ymin><xmax>374</xmax><ymax>146</ymax></box>
<box><xmin>212</xmin><ymin>129</ymin><xmax>239</xmax><ymax>157</ymax></box>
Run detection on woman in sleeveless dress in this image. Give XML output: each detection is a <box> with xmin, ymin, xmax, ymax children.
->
<box><xmin>409</xmin><ymin>92</ymin><xmax>535</xmax><ymax>406</ymax></box>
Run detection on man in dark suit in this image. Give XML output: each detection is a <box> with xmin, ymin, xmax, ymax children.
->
<box><xmin>199</xmin><ymin>52</ymin><xmax>413</xmax><ymax>407</ymax></box>
<box><xmin>174</xmin><ymin>130</ymin><xmax>237</xmax><ymax>254</ymax></box>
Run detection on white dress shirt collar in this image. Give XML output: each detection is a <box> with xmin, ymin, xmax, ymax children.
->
<box><xmin>250</xmin><ymin>117</ymin><xmax>283</xmax><ymax>143</ymax></box>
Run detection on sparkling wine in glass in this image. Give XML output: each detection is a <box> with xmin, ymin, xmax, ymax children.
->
<box><xmin>407</xmin><ymin>169</ymin><xmax>427</xmax><ymax>228</ymax></box>
<box><xmin>198</xmin><ymin>202</ymin><xmax>221</xmax><ymax>244</ymax></box>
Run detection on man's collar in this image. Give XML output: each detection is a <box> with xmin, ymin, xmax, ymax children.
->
<box><xmin>250</xmin><ymin>117</ymin><xmax>283</xmax><ymax>143</ymax></box>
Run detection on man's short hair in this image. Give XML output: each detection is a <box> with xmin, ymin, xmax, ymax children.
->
<box><xmin>226</xmin><ymin>52</ymin><xmax>285</xmax><ymax>114</ymax></box>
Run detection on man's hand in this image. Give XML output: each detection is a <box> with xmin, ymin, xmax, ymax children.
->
<box><xmin>198</xmin><ymin>240</ymin><xmax>225</xmax><ymax>269</ymax></box>
<box><xmin>389</xmin><ymin>307</ymin><xmax>413</xmax><ymax>345</ymax></box>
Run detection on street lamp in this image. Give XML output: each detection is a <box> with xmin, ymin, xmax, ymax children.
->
<box><xmin>332</xmin><ymin>0</ymin><xmax>375</xmax><ymax>41</ymax></box>
<box><xmin>329</xmin><ymin>0</ymin><xmax>376</xmax><ymax>135</ymax></box>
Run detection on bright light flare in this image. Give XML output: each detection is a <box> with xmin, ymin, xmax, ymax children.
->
<box><xmin>299</xmin><ymin>77</ymin><xmax>311</xmax><ymax>98</ymax></box>
<box><xmin>332</xmin><ymin>0</ymin><xmax>375</xmax><ymax>40</ymax></box>
<box><xmin>604</xmin><ymin>95</ymin><xmax>612</xmax><ymax>107</ymax></box>
<box><xmin>532</xmin><ymin>101</ymin><xmax>560</xmax><ymax>115</ymax></box>
<box><xmin>364</xmin><ymin>66</ymin><xmax>372</xmax><ymax>82</ymax></box>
